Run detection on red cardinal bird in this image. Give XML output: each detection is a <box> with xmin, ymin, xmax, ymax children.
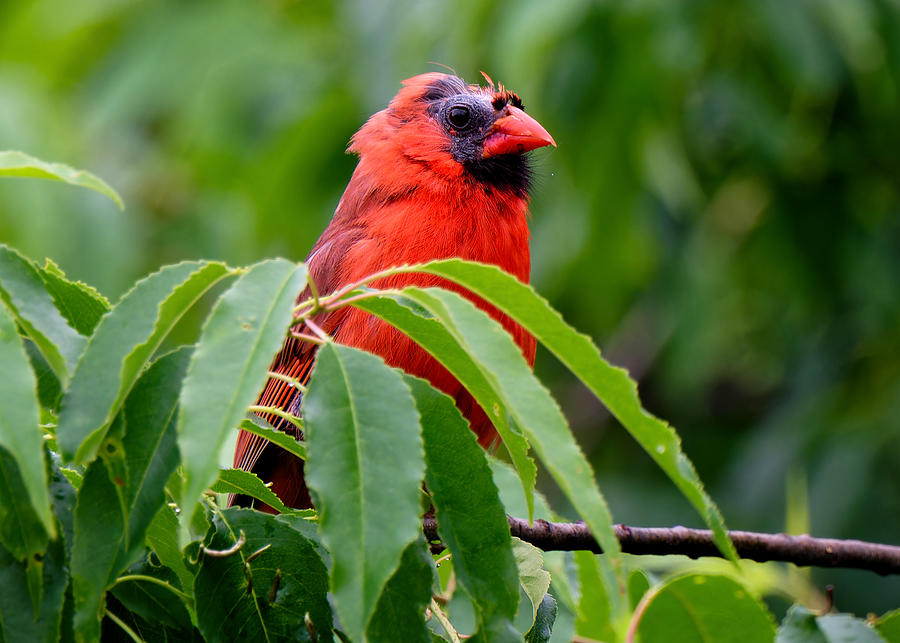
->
<box><xmin>233</xmin><ymin>72</ymin><xmax>555</xmax><ymax>510</ymax></box>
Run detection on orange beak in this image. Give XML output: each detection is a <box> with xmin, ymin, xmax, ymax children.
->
<box><xmin>482</xmin><ymin>106</ymin><xmax>556</xmax><ymax>158</ymax></box>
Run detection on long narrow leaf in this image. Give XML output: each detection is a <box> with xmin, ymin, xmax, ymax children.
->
<box><xmin>0</xmin><ymin>536</ymin><xmax>68</xmax><ymax>642</ymax></box>
<box><xmin>121</xmin><ymin>347</ymin><xmax>192</xmax><ymax>555</ymax></box>
<box><xmin>238</xmin><ymin>418</ymin><xmax>306</xmax><ymax>460</ymax></box>
<box><xmin>0</xmin><ymin>150</ymin><xmax>123</xmax><ymax>209</ymax></box>
<box><xmin>384</xmin><ymin>259</ymin><xmax>736</xmax><ymax>561</ymax></box>
<box><xmin>70</xmin><ymin>459</ymin><xmax>126</xmax><ymax>643</ymax></box>
<box><xmin>37</xmin><ymin>258</ymin><xmax>110</xmax><ymax>337</ymax></box>
<box><xmin>366</xmin><ymin>539</ymin><xmax>435</xmax><ymax>642</ymax></box>
<box><xmin>303</xmin><ymin>343</ymin><xmax>425</xmax><ymax>642</ymax></box>
<box><xmin>355</xmin><ymin>287</ymin><xmax>623</xmax><ymax>573</ymax></box>
<box><xmin>407</xmin><ymin>376</ymin><xmax>520</xmax><ymax>642</ymax></box>
<box><xmin>351</xmin><ymin>294</ymin><xmax>536</xmax><ymax>520</ymax></box>
<box><xmin>0</xmin><ymin>448</ymin><xmax>49</xmax><ymax>560</ymax></box>
<box><xmin>57</xmin><ymin>261</ymin><xmax>230</xmax><ymax>464</ymax></box>
<box><xmin>145</xmin><ymin>505</ymin><xmax>193</xmax><ymax>596</ymax></box>
<box><xmin>0</xmin><ymin>303</ymin><xmax>54</xmax><ymax>538</ymax></box>
<box><xmin>0</xmin><ymin>245</ymin><xmax>86</xmax><ymax>385</ymax></box>
<box><xmin>211</xmin><ymin>468</ymin><xmax>288</xmax><ymax>514</ymax></box>
<box><xmin>177</xmin><ymin>259</ymin><xmax>307</xmax><ymax>515</ymax></box>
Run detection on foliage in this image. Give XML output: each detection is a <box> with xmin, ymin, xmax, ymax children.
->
<box><xmin>0</xmin><ymin>151</ymin><xmax>122</xmax><ymax>210</ymax></box>
<box><xmin>0</xmin><ymin>157</ymin><xmax>897</xmax><ymax>639</ymax></box>
<box><xmin>1</xmin><ymin>0</ymin><xmax>899</xmax><ymax>631</ymax></box>
<box><xmin>1</xmin><ymin>0</ymin><xmax>897</xmax><ymax>612</ymax></box>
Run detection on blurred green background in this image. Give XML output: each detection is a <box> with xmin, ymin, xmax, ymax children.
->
<box><xmin>2</xmin><ymin>0</ymin><xmax>898</xmax><ymax>614</ymax></box>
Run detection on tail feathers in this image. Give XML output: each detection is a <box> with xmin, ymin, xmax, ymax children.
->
<box><xmin>230</xmin><ymin>331</ymin><xmax>317</xmax><ymax>510</ymax></box>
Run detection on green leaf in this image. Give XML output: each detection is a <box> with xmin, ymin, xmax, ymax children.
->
<box><xmin>58</xmin><ymin>260</ymin><xmax>229</xmax><ymax>464</ymax></box>
<box><xmin>627</xmin><ymin>569</ymin><xmax>651</xmax><ymax>610</ymax></box>
<box><xmin>408</xmin><ymin>376</ymin><xmax>520</xmax><ymax>642</ymax></box>
<box><xmin>105</xmin><ymin>597</ymin><xmax>201</xmax><ymax>643</ymax></box>
<box><xmin>70</xmin><ymin>459</ymin><xmax>127</xmax><ymax>643</ymax></box>
<box><xmin>488</xmin><ymin>459</ymin><xmax>578</xmax><ymax>614</ymax></box>
<box><xmin>37</xmin><ymin>258</ymin><xmax>110</xmax><ymax>337</ymax></box>
<box><xmin>0</xmin><ymin>245</ymin><xmax>86</xmax><ymax>385</ymax></box>
<box><xmin>211</xmin><ymin>468</ymin><xmax>288</xmax><ymax>514</ymax></box>
<box><xmin>0</xmin><ymin>536</ymin><xmax>68</xmax><ymax>643</ymax></box>
<box><xmin>146</xmin><ymin>504</ymin><xmax>193</xmax><ymax>595</ymax></box>
<box><xmin>0</xmin><ymin>447</ymin><xmax>48</xmax><ymax>561</ymax></box>
<box><xmin>574</xmin><ymin>550</ymin><xmax>616</xmax><ymax>642</ymax></box>
<box><xmin>0</xmin><ymin>303</ymin><xmax>54</xmax><ymax>539</ymax></box>
<box><xmin>25</xmin><ymin>340</ymin><xmax>63</xmax><ymax>410</ymax></box>
<box><xmin>48</xmin><ymin>452</ymin><xmax>77</xmax><ymax>557</ymax></box>
<box><xmin>239</xmin><ymin>417</ymin><xmax>307</xmax><ymax>460</ymax></box>
<box><xmin>59</xmin><ymin>466</ymin><xmax>82</xmax><ymax>491</ymax></box>
<box><xmin>777</xmin><ymin>606</ymin><xmax>888</xmax><ymax>643</ymax></box>
<box><xmin>193</xmin><ymin>507</ymin><xmax>332</xmax><ymax>642</ymax></box>
<box><xmin>367</xmin><ymin>538</ymin><xmax>435</xmax><ymax>643</ymax></box>
<box><xmin>67</xmin><ymin>383</ymin><xmax>172</xmax><ymax>643</ymax></box>
<box><xmin>109</xmin><ymin>562</ymin><xmax>193</xmax><ymax>632</ymax></box>
<box><xmin>120</xmin><ymin>347</ymin><xmax>192</xmax><ymax>554</ymax></box>
<box><xmin>637</xmin><ymin>574</ymin><xmax>776</xmax><ymax>643</ymax></box>
<box><xmin>878</xmin><ymin>610</ymin><xmax>900</xmax><ymax>643</ymax></box>
<box><xmin>176</xmin><ymin>259</ymin><xmax>306</xmax><ymax>515</ymax></box>
<box><xmin>304</xmin><ymin>343</ymin><xmax>425</xmax><ymax>642</ymax></box>
<box><xmin>512</xmin><ymin>538</ymin><xmax>551</xmax><ymax>622</ymax></box>
<box><xmin>352</xmin><ymin>292</ymin><xmax>536</xmax><ymax>520</ymax></box>
<box><xmin>365</xmin><ymin>286</ymin><xmax>621</xmax><ymax>572</ymax></box>
<box><xmin>0</xmin><ymin>150</ymin><xmax>124</xmax><ymax>209</ymax></box>
<box><xmin>396</xmin><ymin>259</ymin><xmax>736</xmax><ymax>561</ymax></box>
<box><xmin>524</xmin><ymin>594</ymin><xmax>558</xmax><ymax>643</ymax></box>
<box><xmin>26</xmin><ymin>556</ymin><xmax>44</xmax><ymax>623</ymax></box>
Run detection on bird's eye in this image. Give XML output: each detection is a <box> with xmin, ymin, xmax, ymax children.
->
<box><xmin>448</xmin><ymin>105</ymin><xmax>471</xmax><ymax>129</ymax></box>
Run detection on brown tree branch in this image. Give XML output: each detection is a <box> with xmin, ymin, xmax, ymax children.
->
<box><xmin>422</xmin><ymin>517</ymin><xmax>900</xmax><ymax>575</ymax></box>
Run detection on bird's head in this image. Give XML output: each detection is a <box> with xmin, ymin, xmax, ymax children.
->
<box><xmin>349</xmin><ymin>72</ymin><xmax>556</xmax><ymax>197</ymax></box>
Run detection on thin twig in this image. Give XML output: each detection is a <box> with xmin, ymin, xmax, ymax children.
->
<box><xmin>304</xmin><ymin>317</ymin><xmax>330</xmax><ymax>342</ymax></box>
<box><xmin>422</xmin><ymin>517</ymin><xmax>900</xmax><ymax>575</ymax></box>
<box><xmin>294</xmin><ymin>263</ymin><xmax>417</xmax><ymax>317</ymax></box>
<box><xmin>319</xmin><ymin>266</ymin><xmax>402</xmax><ymax>303</ymax></box>
<box><xmin>325</xmin><ymin>289</ymin><xmax>400</xmax><ymax>311</ymax></box>
<box><xmin>292</xmin><ymin>261</ymin><xmax>435</xmax><ymax>316</ymax></box>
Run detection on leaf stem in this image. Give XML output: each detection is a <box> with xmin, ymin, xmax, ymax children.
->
<box><xmin>307</xmin><ymin>272</ymin><xmax>321</xmax><ymax>310</ymax></box>
<box><xmin>266</xmin><ymin>371</ymin><xmax>308</xmax><ymax>393</ymax></box>
<box><xmin>106</xmin><ymin>611</ymin><xmax>145</xmax><ymax>643</ymax></box>
<box><xmin>293</xmin><ymin>296</ymin><xmax>315</xmax><ymax>315</ymax></box>
<box><xmin>295</xmin><ymin>263</ymin><xmax>418</xmax><ymax>315</ymax></box>
<box><xmin>429</xmin><ymin>597</ymin><xmax>462</xmax><ymax>643</ymax></box>
<box><xmin>304</xmin><ymin>317</ymin><xmax>330</xmax><ymax>342</ymax></box>
<box><xmin>200</xmin><ymin>529</ymin><xmax>246</xmax><ymax>558</ymax></box>
<box><xmin>625</xmin><ymin>586</ymin><xmax>659</xmax><ymax>643</ymax></box>
<box><xmin>248</xmin><ymin>405</ymin><xmax>303</xmax><ymax>429</ymax></box>
<box><xmin>113</xmin><ymin>574</ymin><xmax>192</xmax><ymax>602</ymax></box>
<box><xmin>289</xmin><ymin>330</ymin><xmax>326</xmax><ymax>345</ymax></box>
